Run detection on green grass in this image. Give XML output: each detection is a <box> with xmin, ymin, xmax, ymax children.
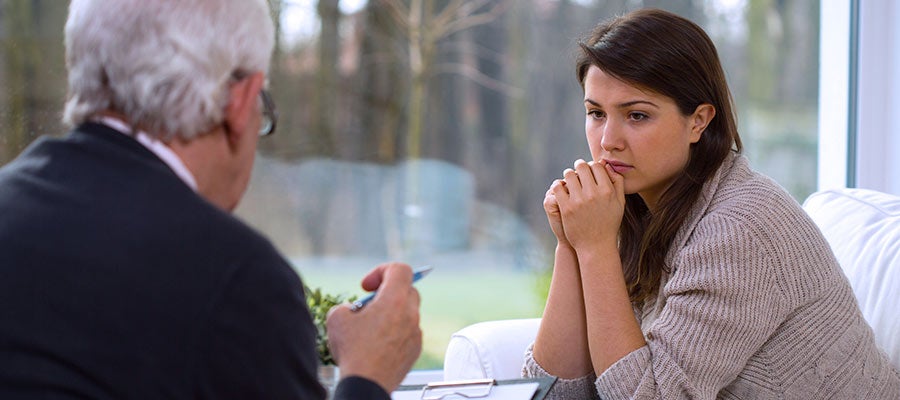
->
<box><xmin>299</xmin><ymin>267</ymin><xmax>545</xmax><ymax>370</ymax></box>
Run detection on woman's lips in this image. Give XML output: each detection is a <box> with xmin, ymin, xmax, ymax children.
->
<box><xmin>605</xmin><ymin>160</ymin><xmax>633</xmax><ymax>174</ymax></box>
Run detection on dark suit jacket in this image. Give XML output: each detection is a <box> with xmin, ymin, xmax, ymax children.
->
<box><xmin>0</xmin><ymin>123</ymin><xmax>388</xmax><ymax>399</ymax></box>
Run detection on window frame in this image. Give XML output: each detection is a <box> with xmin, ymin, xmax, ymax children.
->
<box><xmin>817</xmin><ymin>0</ymin><xmax>854</xmax><ymax>192</ymax></box>
<box><xmin>820</xmin><ymin>0</ymin><xmax>900</xmax><ymax>196</ymax></box>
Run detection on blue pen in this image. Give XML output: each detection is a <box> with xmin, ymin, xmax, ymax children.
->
<box><xmin>350</xmin><ymin>265</ymin><xmax>433</xmax><ymax>311</ymax></box>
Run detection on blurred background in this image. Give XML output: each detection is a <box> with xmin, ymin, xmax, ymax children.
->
<box><xmin>0</xmin><ymin>0</ymin><xmax>820</xmax><ymax>369</ymax></box>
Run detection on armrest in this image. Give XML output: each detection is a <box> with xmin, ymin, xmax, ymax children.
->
<box><xmin>443</xmin><ymin>318</ymin><xmax>541</xmax><ymax>381</ymax></box>
<box><xmin>803</xmin><ymin>188</ymin><xmax>900</xmax><ymax>369</ymax></box>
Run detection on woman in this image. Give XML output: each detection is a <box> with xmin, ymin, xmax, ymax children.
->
<box><xmin>524</xmin><ymin>8</ymin><xmax>900</xmax><ymax>399</ymax></box>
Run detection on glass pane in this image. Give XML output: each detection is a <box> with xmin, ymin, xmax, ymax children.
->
<box><xmin>0</xmin><ymin>0</ymin><xmax>820</xmax><ymax>371</ymax></box>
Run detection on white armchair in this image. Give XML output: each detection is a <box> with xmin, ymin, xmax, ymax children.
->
<box><xmin>443</xmin><ymin>188</ymin><xmax>900</xmax><ymax>379</ymax></box>
<box><xmin>443</xmin><ymin>318</ymin><xmax>541</xmax><ymax>381</ymax></box>
<box><xmin>802</xmin><ymin>188</ymin><xmax>900</xmax><ymax>366</ymax></box>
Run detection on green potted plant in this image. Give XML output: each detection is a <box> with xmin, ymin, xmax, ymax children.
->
<box><xmin>304</xmin><ymin>285</ymin><xmax>357</xmax><ymax>398</ymax></box>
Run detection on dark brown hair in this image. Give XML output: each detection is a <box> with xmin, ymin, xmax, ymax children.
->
<box><xmin>575</xmin><ymin>8</ymin><xmax>742</xmax><ymax>304</ymax></box>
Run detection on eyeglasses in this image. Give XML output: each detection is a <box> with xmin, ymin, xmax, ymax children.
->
<box><xmin>231</xmin><ymin>71</ymin><xmax>277</xmax><ymax>137</ymax></box>
<box><xmin>258</xmin><ymin>88</ymin><xmax>277</xmax><ymax>137</ymax></box>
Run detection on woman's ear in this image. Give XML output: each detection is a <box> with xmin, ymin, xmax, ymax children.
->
<box><xmin>223</xmin><ymin>72</ymin><xmax>264</xmax><ymax>149</ymax></box>
<box><xmin>689</xmin><ymin>104</ymin><xmax>716</xmax><ymax>143</ymax></box>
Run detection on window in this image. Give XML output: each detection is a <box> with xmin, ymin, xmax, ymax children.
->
<box><xmin>0</xmin><ymin>0</ymin><xmax>822</xmax><ymax>370</ymax></box>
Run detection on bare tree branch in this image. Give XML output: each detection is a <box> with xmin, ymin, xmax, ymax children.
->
<box><xmin>376</xmin><ymin>0</ymin><xmax>411</xmax><ymax>32</ymax></box>
<box><xmin>433</xmin><ymin>0</ymin><xmax>512</xmax><ymax>40</ymax></box>
<box><xmin>430</xmin><ymin>62</ymin><xmax>524</xmax><ymax>98</ymax></box>
<box><xmin>437</xmin><ymin>37</ymin><xmax>508</xmax><ymax>66</ymax></box>
<box><xmin>431</xmin><ymin>0</ymin><xmax>484</xmax><ymax>29</ymax></box>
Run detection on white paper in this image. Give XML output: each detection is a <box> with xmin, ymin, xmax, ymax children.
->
<box><xmin>392</xmin><ymin>381</ymin><xmax>540</xmax><ymax>400</ymax></box>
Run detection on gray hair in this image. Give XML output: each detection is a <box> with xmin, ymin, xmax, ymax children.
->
<box><xmin>63</xmin><ymin>0</ymin><xmax>274</xmax><ymax>141</ymax></box>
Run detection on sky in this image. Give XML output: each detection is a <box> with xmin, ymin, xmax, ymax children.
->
<box><xmin>278</xmin><ymin>0</ymin><xmax>748</xmax><ymax>47</ymax></box>
<box><xmin>280</xmin><ymin>0</ymin><xmax>367</xmax><ymax>46</ymax></box>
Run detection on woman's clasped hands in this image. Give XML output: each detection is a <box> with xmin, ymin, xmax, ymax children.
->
<box><xmin>544</xmin><ymin>159</ymin><xmax>626</xmax><ymax>250</ymax></box>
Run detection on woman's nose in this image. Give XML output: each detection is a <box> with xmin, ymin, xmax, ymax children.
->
<box><xmin>599</xmin><ymin>121</ymin><xmax>624</xmax><ymax>152</ymax></box>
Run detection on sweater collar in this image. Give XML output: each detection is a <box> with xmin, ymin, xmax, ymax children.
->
<box><xmin>665</xmin><ymin>152</ymin><xmax>744</xmax><ymax>265</ymax></box>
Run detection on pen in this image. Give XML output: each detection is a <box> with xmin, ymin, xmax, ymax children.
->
<box><xmin>349</xmin><ymin>265</ymin><xmax>433</xmax><ymax>312</ymax></box>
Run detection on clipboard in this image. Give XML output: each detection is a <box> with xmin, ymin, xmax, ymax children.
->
<box><xmin>392</xmin><ymin>377</ymin><xmax>556</xmax><ymax>400</ymax></box>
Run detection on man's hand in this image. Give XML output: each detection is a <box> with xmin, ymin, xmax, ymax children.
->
<box><xmin>325</xmin><ymin>262</ymin><xmax>422</xmax><ymax>393</ymax></box>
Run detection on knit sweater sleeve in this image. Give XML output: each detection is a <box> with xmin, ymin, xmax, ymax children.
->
<box><xmin>522</xmin><ymin>343</ymin><xmax>599</xmax><ymax>399</ymax></box>
<box><xmin>595</xmin><ymin>212</ymin><xmax>789</xmax><ymax>399</ymax></box>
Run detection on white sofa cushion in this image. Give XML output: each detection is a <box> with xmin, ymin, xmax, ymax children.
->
<box><xmin>443</xmin><ymin>318</ymin><xmax>541</xmax><ymax>381</ymax></box>
<box><xmin>802</xmin><ymin>188</ymin><xmax>900</xmax><ymax>368</ymax></box>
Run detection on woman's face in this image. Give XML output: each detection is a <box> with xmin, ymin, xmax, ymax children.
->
<box><xmin>583</xmin><ymin>66</ymin><xmax>711</xmax><ymax>210</ymax></box>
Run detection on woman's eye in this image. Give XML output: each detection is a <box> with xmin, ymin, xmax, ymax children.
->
<box><xmin>587</xmin><ymin>110</ymin><xmax>605</xmax><ymax>119</ymax></box>
<box><xmin>629</xmin><ymin>112</ymin><xmax>648</xmax><ymax>121</ymax></box>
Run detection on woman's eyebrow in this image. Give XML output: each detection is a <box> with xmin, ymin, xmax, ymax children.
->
<box><xmin>583</xmin><ymin>98</ymin><xmax>660</xmax><ymax>109</ymax></box>
<box><xmin>617</xmin><ymin>100</ymin><xmax>659</xmax><ymax>109</ymax></box>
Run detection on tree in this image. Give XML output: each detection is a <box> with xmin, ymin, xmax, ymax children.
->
<box><xmin>0</xmin><ymin>0</ymin><xmax>67</xmax><ymax>164</ymax></box>
<box><xmin>312</xmin><ymin>0</ymin><xmax>341</xmax><ymax>157</ymax></box>
<box><xmin>353</xmin><ymin>2</ymin><xmax>407</xmax><ymax>163</ymax></box>
<box><xmin>378</xmin><ymin>0</ymin><xmax>514</xmax><ymax>159</ymax></box>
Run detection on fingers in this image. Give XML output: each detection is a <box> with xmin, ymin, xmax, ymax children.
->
<box><xmin>324</xmin><ymin>263</ymin><xmax>423</xmax><ymax>392</ymax></box>
<box><xmin>371</xmin><ymin>262</ymin><xmax>413</xmax><ymax>294</ymax></box>
<box><xmin>562</xmin><ymin>166</ymin><xmax>581</xmax><ymax>193</ymax></box>
<box><xmin>604</xmin><ymin>162</ymin><xmax>626</xmax><ymax>201</ymax></box>
<box><xmin>360</xmin><ymin>262</ymin><xmax>412</xmax><ymax>292</ymax></box>
<box><xmin>561</xmin><ymin>159</ymin><xmax>592</xmax><ymax>199</ymax></box>
<box><xmin>543</xmin><ymin>191</ymin><xmax>558</xmax><ymax>211</ymax></box>
<box><xmin>358</xmin><ymin>263</ymin><xmax>418</xmax><ymax>318</ymax></box>
<box><xmin>326</xmin><ymin>303</ymin><xmax>343</xmax><ymax>319</ymax></box>
<box><xmin>324</xmin><ymin>305</ymin><xmax>351</xmax><ymax>364</ymax></box>
<box><xmin>545</xmin><ymin>181</ymin><xmax>570</xmax><ymax>244</ymax></box>
<box><xmin>590</xmin><ymin>161</ymin><xmax>607</xmax><ymax>185</ymax></box>
<box><xmin>546</xmin><ymin>180</ymin><xmax>565</xmax><ymax>201</ymax></box>
<box><xmin>562</xmin><ymin>159</ymin><xmax>619</xmax><ymax>197</ymax></box>
<box><xmin>573</xmin><ymin>159</ymin><xmax>596</xmax><ymax>185</ymax></box>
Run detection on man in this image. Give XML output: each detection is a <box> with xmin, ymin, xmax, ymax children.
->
<box><xmin>0</xmin><ymin>0</ymin><xmax>421</xmax><ymax>399</ymax></box>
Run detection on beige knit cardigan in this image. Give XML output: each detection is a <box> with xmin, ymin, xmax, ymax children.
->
<box><xmin>523</xmin><ymin>154</ymin><xmax>900</xmax><ymax>399</ymax></box>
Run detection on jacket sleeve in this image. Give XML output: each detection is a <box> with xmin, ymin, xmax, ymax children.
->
<box><xmin>193</xmin><ymin>248</ymin><xmax>326</xmax><ymax>399</ymax></box>
<box><xmin>334</xmin><ymin>376</ymin><xmax>391</xmax><ymax>400</ymax></box>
